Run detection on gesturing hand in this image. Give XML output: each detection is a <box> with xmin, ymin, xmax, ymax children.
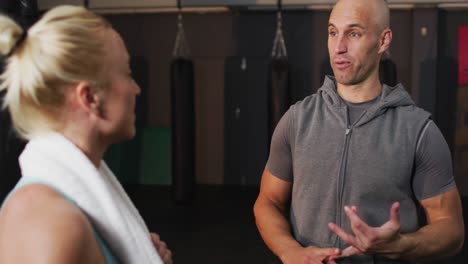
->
<box><xmin>327</xmin><ymin>202</ymin><xmax>402</xmax><ymax>260</ymax></box>
<box><xmin>281</xmin><ymin>245</ymin><xmax>341</xmax><ymax>264</ymax></box>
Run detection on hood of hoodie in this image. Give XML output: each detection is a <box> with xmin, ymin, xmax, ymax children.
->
<box><xmin>318</xmin><ymin>75</ymin><xmax>417</xmax><ymax>127</ymax></box>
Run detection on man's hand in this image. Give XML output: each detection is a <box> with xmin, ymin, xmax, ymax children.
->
<box><xmin>327</xmin><ymin>202</ymin><xmax>402</xmax><ymax>260</ymax></box>
<box><xmin>150</xmin><ymin>232</ymin><xmax>173</xmax><ymax>264</ymax></box>
<box><xmin>280</xmin><ymin>245</ymin><xmax>341</xmax><ymax>264</ymax></box>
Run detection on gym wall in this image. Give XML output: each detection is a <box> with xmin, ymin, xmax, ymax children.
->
<box><xmin>103</xmin><ymin>8</ymin><xmax>468</xmax><ymax>194</ymax></box>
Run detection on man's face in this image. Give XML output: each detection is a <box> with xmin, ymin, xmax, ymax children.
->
<box><xmin>328</xmin><ymin>0</ymin><xmax>382</xmax><ymax>86</ymax></box>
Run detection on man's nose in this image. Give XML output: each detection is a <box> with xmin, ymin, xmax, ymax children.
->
<box><xmin>334</xmin><ymin>35</ymin><xmax>347</xmax><ymax>54</ymax></box>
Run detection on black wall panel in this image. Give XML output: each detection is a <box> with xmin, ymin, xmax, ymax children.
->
<box><xmin>194</xmin><ymin>59</ymin><xmax>226</xmax><ymax>185</ymax></box>
<box><xmin>411</xmin><ymin>8</ymin><xmax>439</xmax><ymax>116</ymax></box>
<box><xmin>224</xmin><ymin>57</ymin><xmax>269</xmax><ymax>186</ymax></box>
<box><xmin>437</xmin><ymin>10</ymin><xmax>468</xmax><ymax>197</ymax></box>
<box><xmin>389</xmin><ymin>10</ymin><xmax>413</xmax><ymax>90</ymax></box>
<box><xmin>437</xmin><ymin>10</ymin><xmax>467</xmax><ymax>148</ymax></box>
<box><xmin>234</xmin><ymin>10</ymin><xmax>318</xmax><ymax>102</ymax></box>
<box><xmin>108</xmin><ymin>13</ymin><xmax>234</xmax><ymax>184</ymax></box>
<box><xmin>105</xmin><ymin>8</ymin><xmax>468</xmax><ymax>190</ymax></box>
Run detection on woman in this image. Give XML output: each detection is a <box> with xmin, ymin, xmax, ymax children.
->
<box><xmin>0</xmin><ymin>5</ymin><xmax>172</xmax><ymax>264</ymax></box>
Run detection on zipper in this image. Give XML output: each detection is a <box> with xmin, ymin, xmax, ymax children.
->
<box><xmin>335</xmin><ymin>108</ymin><xmax>367</xmax><ymax>248</ymax></box>
<box><xmin>336</xmin><ymin>128</ymin><xmax>353</xmax><ymax>247</ymax></box>
<box><xmin>335</xmin><ymin>107</ymin><xmax>353</xmax><ymax>248</ymax></box>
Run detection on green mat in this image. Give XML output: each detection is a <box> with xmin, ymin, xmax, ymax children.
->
<box><xmin>104</xmin><ymin>127</ymin><xmax>171</xmax><ymax>185</ymax></box>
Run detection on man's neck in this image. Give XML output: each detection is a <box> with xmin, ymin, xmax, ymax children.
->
<box><xmin>336</xmin><ymin>76</ymin><xmax>382</xmax><ymax>103</ymax></box>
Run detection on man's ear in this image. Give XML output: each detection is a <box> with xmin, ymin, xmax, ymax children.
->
<box><xmin>75</xmin><ymin>81</ymin><xmax>101</xmax><ymax>115</ymax></box>
<box><xmin>378</xmin><ymin>29</ymin><xmax>393</xmax><ymax>54</ymax></box>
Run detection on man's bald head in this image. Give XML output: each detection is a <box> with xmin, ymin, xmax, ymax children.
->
<box><xmin>328</xmin><ymin>0</ymin><xmax>393</xmax><ymax>86</ymax></box>
<box><xmin>331</xmin><ymin>0</ymin><xmax>390</xmax><ymax>33</ymax></box>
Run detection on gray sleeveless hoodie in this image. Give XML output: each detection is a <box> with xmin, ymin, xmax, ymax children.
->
<box><xmin>290</xmin><ymin>76</ymin><xmax>431</xmax><ymax>263</ymax></box>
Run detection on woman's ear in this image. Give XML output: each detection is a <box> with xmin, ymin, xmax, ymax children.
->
<box><xmin>75</xmin><ymin>81</ymin><xmax>101</xmax><ymax>115</ymax></box>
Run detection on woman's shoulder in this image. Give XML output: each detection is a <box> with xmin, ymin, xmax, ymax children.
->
<box><xmin>0</xmin><ymin>184</ymin><xmax>104</xmax><ymax>263</ymax></box>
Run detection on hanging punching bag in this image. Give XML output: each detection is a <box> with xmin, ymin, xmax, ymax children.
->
<box><xmin>171</xmin><ymin>10</ymin><xmax>195</xmax><ymax>204</ymax></box>
<box><xmin>171</xmin><ymin>59</ymin><xmax>195</xmax><ymax>204</ymax></box>
<box><xmin>268</xmin><ymin>58</ymin><xmax>290</xmax><ymax>135</ymax></box>
<box><xmin>268</xmin><ymin>2</ymin><xmax>290</xmax><ymax>138</ymax></box>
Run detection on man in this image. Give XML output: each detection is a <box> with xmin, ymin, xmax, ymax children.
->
<box><xmin>253</xmin><ymin>0</ymin><xmax>464</xmax><ymax>263</ymax></box>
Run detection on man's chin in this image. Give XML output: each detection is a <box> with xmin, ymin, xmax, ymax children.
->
<box><xmin>334</xmin><ymin>75</ymin><xmax>356</xmax><ymax>86</ymax></box>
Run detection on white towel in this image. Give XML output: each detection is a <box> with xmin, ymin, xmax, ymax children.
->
<box><xmin>19</xmin><ymin>132</ymin><xmax>163</xmax><ymax>264</ymax></box>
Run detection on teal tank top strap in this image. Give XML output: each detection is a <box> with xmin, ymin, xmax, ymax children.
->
<box><xmin>4</xmin><ymin>177</ymin><xmax>119</xmax><ymax>264</ymax></box>
<box><xmin>93</xmin><ymin>228</ymin><xmax>120</xmax><ymax>264</ymax></box>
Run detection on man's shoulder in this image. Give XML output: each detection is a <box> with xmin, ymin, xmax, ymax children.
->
<box><xmin>393</xmin><ymin>103</ymin><xmax>432</xmax><ymax>121</ymax></box>
<box><xmin>384</xmin><ymin>83</ymin><xmax>431</xmax><ymax>119</ymax></box>
<box><xmin>291</xmin><ymin>93</ymin><xmax>320</xmax><ymax>113</ymax></box>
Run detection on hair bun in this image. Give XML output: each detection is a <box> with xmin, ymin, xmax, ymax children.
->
<box><xmin>0</xmin><ymin>16</ymin><xmax>25</xmax><ymax>57</ymax></box>
<box><xmin>7</xmin><ymin>30</ymin><xmax>27</xmax><ymax>57</ymax></box>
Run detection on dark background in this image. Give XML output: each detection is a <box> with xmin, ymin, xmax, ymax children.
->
<box><xmin>0</xmin><ymin>3</ymin><xmax>467</xmax><ymax>263</ymax></box>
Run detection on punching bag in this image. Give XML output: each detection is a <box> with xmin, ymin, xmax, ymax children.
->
<box><xmin>171</xmin><ymin>59</ymin><xmax>195</xmax><ymax>204</ymax></box>
<box><xmin>170</xmin><ymin>8</ymin><xmax>195</xmax><ymax>204</ymax></box>
<box><xmin>268</xmin><ymin>1</ymin><xmax>290</xmax><ymax>137</ymax></box>
<box><xmin>268</xmin><ymin>58</ymin><xmax>290</xmax><ymax>135</ymax></box>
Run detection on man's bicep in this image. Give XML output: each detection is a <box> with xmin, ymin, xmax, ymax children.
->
<box><xmin>413</xmin><ymin>121</ymin><xmax>456</xmax><ymax>200</ymax></box>
<box><xmin>266</xmin><ymin>108</ymin><xmax>294</xmax><ymax>182</ymax></box>
<box><xmin>259</xmin><ymin>169</ymin><xmax>292</xmax><ymax>212</ymax></box>
<box><xmin>419</xmin><ymin>189</ymin><xmax>463</xmax><ymax>224</ymax></box>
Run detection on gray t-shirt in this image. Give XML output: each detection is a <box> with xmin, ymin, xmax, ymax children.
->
<box><xmin>343</xmin><ymin>96</ymin><xmax>380</xmax><ymax>126</ymax></box>
<box><xmin>266</xmin><ymin>98</ymin><xmax>455</xmax><ymax>201</ymax></box>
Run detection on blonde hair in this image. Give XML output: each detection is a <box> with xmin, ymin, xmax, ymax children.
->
<box><xmin>0</xmin><ymin>5</ymin><xmax>111</xmax><ymax>140</ymax></box>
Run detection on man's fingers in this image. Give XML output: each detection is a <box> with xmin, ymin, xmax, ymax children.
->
<box><xmin>329</xmin><ymin>246</ymin><xmax>361</xmax><ymax>261</ymax></box>
<box><xmin>341</xmin><ymin>246</ymin><xmax>361</xmax><ymax>257</ymax></box>
<box><xmin>382</xmin><ymin>201</ymin><xmax>401</xmax><ymax>232</ymax></box>
<box><xmin>344</xmin><ymin>206</ymin><xmax>372</xmax><ymax>237</ymax></box>
<box><xmin>324</xmin><ymin>254</ymin><xmax>340</xmax><ymax>264</ymax></box>
<box><xmin>328</xmin><ymin>222</ymin><xmax>357</xmax><ymax>246</ymax></box>
<box><xmin>312</xmin><ymin>246</ymin><xmax>341</xmax><ymax>258</ymax></box>
<box><xmin>389</xmin><ymin>202</ymin><xmax>401</xmax><ymax>226</ymax></box>
<box><xmin>328</xmin><ymin>246</ymin><xmax>360</xmax><ymax>262</ymax></box>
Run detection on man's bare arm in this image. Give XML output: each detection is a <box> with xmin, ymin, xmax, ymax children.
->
<box><xmin>399</xmin><ymin>189</ymin><xmax>464</xmax><ymax>261</ymax></box>
<box><xmin>329</xmin><ymin>188</ymin><xmax>464</xmax><ymax>262</ymax></box>
<box><xmin>254</xmin><ymin>169</ymin><xmax>341</xmax><ymax>263</ymax></box>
